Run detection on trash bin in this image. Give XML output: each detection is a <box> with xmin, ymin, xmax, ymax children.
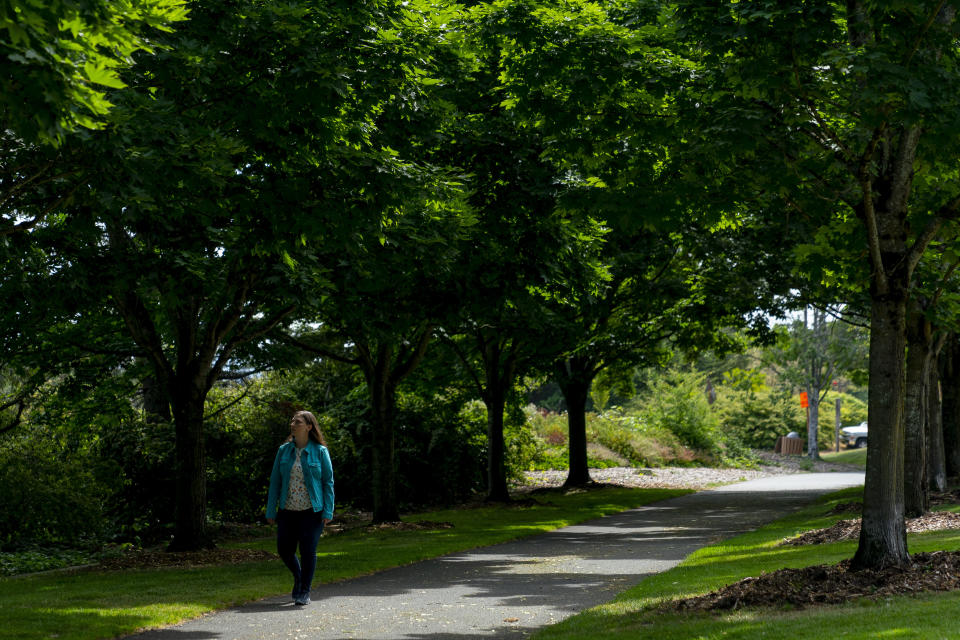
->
<box><xmin>774</xmin><ymin>433</ymin><xmax>804</xmax><ymax>455</ymax></box>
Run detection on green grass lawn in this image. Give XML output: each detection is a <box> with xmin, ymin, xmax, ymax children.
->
<box><xmin>0</xmin><ymin>487</ymin><xmax>687</xmax><ymax>640</ymax></box>
<box><xmin>821</xmin><ymin>448</ymin><xmax>867</xmax><ymax>468</ymax></box>
<box><xmin>534</xmin><ymin>486</ymin><xmax>960</xmax><ymax>640</ymax></box>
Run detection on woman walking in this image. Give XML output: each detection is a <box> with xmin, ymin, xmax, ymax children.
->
<box><xmin>266</xmin><ymin>411</ymin><xmax>335</xmax><ymax>605</ymax></box>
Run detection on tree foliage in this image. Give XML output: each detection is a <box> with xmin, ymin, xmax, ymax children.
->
<box><xmin>1</xmin><ymin>0</ymin><xmax>188</xmax><ymax>145</ymax></box>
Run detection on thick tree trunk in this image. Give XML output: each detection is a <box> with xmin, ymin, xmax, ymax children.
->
<box><xmin>361</xmin><ymin>332</ymin><xmax>432</xmax><ymax>524</ymax></box>
<box><xmin>556</xmin><ymin>357</ymin><xmax>595</xmax><ymax>488</ymax></box>
<box><xmin>903</xmin><ymin>305</ymin><xmax>931</xmax><ymax>517</ymax></box>
<box><xmin>367</xmin><ymin>351</ymin><xmax>399</xmax><ymax>524</ymax></box>
<box><xmin>484</xmin><ymin>382</ymin><xmax>511</xmax><ymax>502</ymax></box>
<box><xmin>852</xmin><ymin>277</ymin><xmax>910</xmax><ymax>569</ymax></box>
<box><xmin>927</xmin><ymin>362</ymin><xmax>947</xmax><ymax>494</ymax></box>
<box><xmin>562</xmin><ymin>380</ymin><xmax>591</xmax><ymax>488</ymax></box>
<box><xmin>941</xmin><ymin>337</ymin><xmax>960</xmax><ymax>479</ymax></box>
<box><xmin>167</xmin><ymin>380</ymin><xmax>213</xmax><ymax>551</ymax></box>
<box><xmin>481</xmin><ymin>338</ymin><xmax>516</xmax><ymax>502</ymax></box>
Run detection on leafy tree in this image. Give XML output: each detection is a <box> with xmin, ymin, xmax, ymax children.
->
<box><xmin>278</xmin><ymin>3</ymin><xmax>475</xmax><ymax>523</ymax></box>
<box><xmin>478</xmin><ymin>0</ymin><xmax>796</xmax><ymax>488</ymax></box>
<box><xmin>21</xmin><ymin>0</ymin><xmax>450</xmax><ymax>548</ymax></box>
<box><xmin>902</xmin><ymin>247</ymin><xmax>960</xmax><ymax>512</ymax></box>
<box><xmin>423</xmin><ymin>0</ymin><xmax>611</xmax><ymax>501</ymax></box>
<box><xmin>676</xmin><ymin>0</ymin><xmax>960</xmax><ymax>570</ymax></box>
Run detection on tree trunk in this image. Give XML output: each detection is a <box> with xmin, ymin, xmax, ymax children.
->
<box><xmin>142</xmin><ymin>369</ymin><xmax>171</xmax><ymax>423</ymax></box>
<box><xmin>482</xmin><ymin>340</ymin><xmax>515</xmax><ymax>502</ymax></box>
<box><xmin>903</xmin><ymin>304</ymin><xmax>931</xmax><ymax>517</ymax></box>
<box><xmin>940</xmin><ymin>336</ymin><xmax>960</xmax><ymax>479</ymax></box>
<box><xmin>167</xmin><ymin>379</ymin><xmax>213</xmax><ymax>551</ymax></box>
<box><xmin>484</xmin><ymin>382</ymin><xmax>511</xmax><ymax>502</ymax></box>
<box><xmin>852</xmin><ymin>273</ymin><xmax>910</xmax><ymax>569</ymax></box>
<box><xmin>927</xmin><ymin>361</ymin><xmax>947</xmax><ymax>494</ymax></box>
<box><xmin>806</xmin><ymin>383</ymin><xmax>821</xmax><ymax>460</ymax></box>
<box><xmin>367</xmin><ymin>347</ymin><xmax>399</xmax><ymax>524</ymax></box>
<box><xmin>556</xmin><ymin>357</ymin><xmax>595</xmax><ymax>488</ymax></box>
<box><xmin>562</xmin><ymin>380</ymin><xmax>591</xmax><ymax>488</ymax></box>
<box><xmin>360</xmin><ymin>332</ymin><xmax>432</xmax><ymax>524</ymax></box>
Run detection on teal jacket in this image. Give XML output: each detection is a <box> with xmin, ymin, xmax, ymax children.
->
<box><xmin>266</xmin><ymin>441</ymin><xmax>335</xmax><ymax>520</ymax></box>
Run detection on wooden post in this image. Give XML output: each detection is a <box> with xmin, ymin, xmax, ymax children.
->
<box><xmin>835</xmin><ymin>397</ymin><xmax>842</xmax><ymax>452</ymax></box>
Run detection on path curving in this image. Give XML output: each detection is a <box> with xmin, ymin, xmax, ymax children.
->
<box><xmin>130</xmin><ymin>472</ymin><xmax>863</xmax><ymax>640</ymax></box>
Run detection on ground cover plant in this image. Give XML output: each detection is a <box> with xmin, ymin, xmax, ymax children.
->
<box><xmin>0</xmin><ymin>486</ymin><xmax>686</xmax><ymax>640</ymax></box>
<box><xmin>533</xmin><ymin>487</ymin><xmax>960</xmax><ymax>640</ymax></box>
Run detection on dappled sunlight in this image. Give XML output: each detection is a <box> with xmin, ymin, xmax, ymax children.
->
<box><xmin>38</xmin><ymin>603</ymin><xmax>209</xmax><ymax>619</ymax></box>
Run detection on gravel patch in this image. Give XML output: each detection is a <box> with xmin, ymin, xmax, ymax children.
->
<box><xmin>516</xmin><ymin>451</ymin><xmax>860</xmax><ymax>491</ymax></box>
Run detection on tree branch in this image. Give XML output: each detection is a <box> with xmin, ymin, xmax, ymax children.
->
<box><xmin>281</xmin><ymin>333</ymin><xmax>360</xmax><ymax>366</ymax></box>
<box><xmin>203</xmin><ymin>381</ymin><xmax>255</xmax><ymax>421</ymax></box>
<box><xmin>391</xmin><ymin>326</ymin><xmax>433</xmax><ymax>386</ymax></box>
<box><xmin>439</xmin><ymin>331</ymin><xmax>485</xmax><ymax>398</ymax></box>
<box><xmin>858</xmin><ymin>127</ymin><xmax>888</xmax><ymax>293</ymax></box>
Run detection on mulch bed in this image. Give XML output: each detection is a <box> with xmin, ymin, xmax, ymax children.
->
<box><xmin>364</xmin><ymin>520</ymin><xmax>454</xmax><ymax>532</ymax></box>
<box><xmin>669</xmin><ymin>551</ymin><xmax>960</xmax><ymax>612</ymax></box>
<box><xmin>783</xmin><ymin>511</ymin><xmax>960</xmax><ymax>546</ymax></box>
<box><xmin>667</xmin><ymin>504</ymin><xmax>960</xmax><ymax>613</ymax></box>
<box><xmin>93</xmin><ymin>518</ymin><xmax>456</xmax><ymax>570</ymax></box>
<box><xmin>96</xmin><ymin>548</ymin><xmax>277</xmax><ymax>571</ymax></box>
<box><xmin>931</xmin><ymin>489</ymin><xmax>960</xmax><ymax>506</ymax></box>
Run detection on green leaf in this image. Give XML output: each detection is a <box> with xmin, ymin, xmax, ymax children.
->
<box><xmin>83</xmin><ymin>62</ymin><xmax>127</xmax><ymax>89</ymax></box>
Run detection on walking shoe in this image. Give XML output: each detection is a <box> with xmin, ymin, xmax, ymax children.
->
<box><xmin>294</xmin><ymin>592</ymin><xmax>311</xmax><ymax>606</ymax></box>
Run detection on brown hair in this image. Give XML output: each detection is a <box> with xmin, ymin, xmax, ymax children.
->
<box><xmin>295</xmin><ymin>410</ymin><xmax>326</xmax><ymax>445</ymax></box>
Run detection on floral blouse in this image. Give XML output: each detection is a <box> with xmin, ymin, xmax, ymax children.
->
<box><xmin>285</xmin><ymin>447</ymin><xmax>313</xmax><ymax>510</ymax></box>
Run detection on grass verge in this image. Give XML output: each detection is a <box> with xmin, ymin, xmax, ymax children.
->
<box><xmin>533</xmin><ymin>486</ymin><xmax>960</xmax><ymax>640</ymax></box>
<box><xmin>0</xmin><ymin>487</ymin><xmax>687</xmax><ymax>640</ymax></box>
<box><xmin>821</xmin><ymin>447</ymin><xmax>867</xmax><ymax>468</ymax></box>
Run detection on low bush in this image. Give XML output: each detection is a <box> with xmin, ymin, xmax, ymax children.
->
<box><xmin>716</xmin><ymin>387</ymin><xmax>868</xmax><ymax>452</ymax></box>
<box><xmin>0</xmin><ymin>548</ymin><xmax>97</xmax><ymax>576</ymax></box>
<box><xmin>522</xmin><ymin>404</ymin><xmax>713</xmax><ymax>469</ymax></box>
<box><xmin>0</xmin><ymin>427</ymin><xmax>114</xmax><ymax>551</ymax></box>
<box><xmin>588</xmin><ymin>408</ymin><xmax>696</xmax><ymax>467</ymax></box>
<box><xmin>715</xmin><ymin>387</ymin><xmax>800</xmax><ymax>449</ymax></box>
<box><xmin>633</xmin><ymin>368</ymin><xmax>723</xmax><ymax>455</ymax></box>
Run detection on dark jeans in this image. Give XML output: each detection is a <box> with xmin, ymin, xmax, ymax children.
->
<box><xmin>276</xmin><ymin>508</ymin><xmax>325</xmax><ymax>596</ymax></box>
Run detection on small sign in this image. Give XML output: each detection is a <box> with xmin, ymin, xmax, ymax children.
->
<box><xmin>799</xmin><ymin>392</ymin><xmax>809</xmax><ymax>408</ymax></box>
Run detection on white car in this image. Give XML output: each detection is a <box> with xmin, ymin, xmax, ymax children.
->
<box><xmin>840</xmin><ymin>422</ymin><xmax>868</xmax><ymax>449</ymax></box>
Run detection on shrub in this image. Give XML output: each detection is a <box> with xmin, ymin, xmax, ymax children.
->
<box><xmin>715</xmin><ymin>387</ymin><xmax>802</xmax><ymax>449</ymax></box>
<box><xmin>94</xmin><ymin>415</ymin><xmax>177</xmax><ymax>545</ymax></box>
<box><xmin>635</xmin><ymin>368</ymin><xmax>722</xmax><ymax>454</ymax></box>
<box><xmin>716</xmin><ymin>387</ymin><xmax>868</xmax><ymax>453</ymax></box>
<box><xmin>0</xmin><ymin>427</ymin><xmax>113</xmax><ymax>550</ymax></box>
<box><xmin>395</xmin><ymin>394</ymin><xmax>488</xmax><ymax>505</ymax></box>
<box><xmin>587</xmin><ymin>408</ymin><xmax>694</xmax><ymax>467</ymax></box>
<box><xmin>520</xmin><ymin>404</ymin><xmax>710</xmax><ymax>469</ymax></box>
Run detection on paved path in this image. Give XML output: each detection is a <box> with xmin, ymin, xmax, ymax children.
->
<box><xmin>132</xmin><ymin>472</ymin><xmax>863</xmax><ymax>640</ymax></box>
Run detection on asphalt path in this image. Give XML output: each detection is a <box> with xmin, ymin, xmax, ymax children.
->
<box><xmin>131</xmin><ymin>472</ymin><xmax>864</xmax><ymax>640</ymax></box>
